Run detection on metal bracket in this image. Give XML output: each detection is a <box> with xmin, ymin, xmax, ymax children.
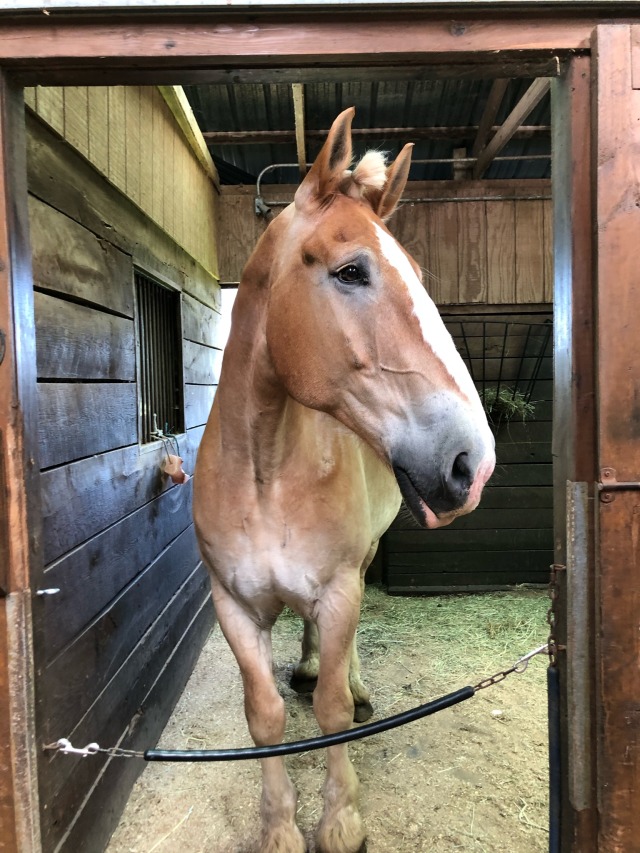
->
<box><xmin>598</xmin><ymin>468</ymin><xmax>640</xmax><ymax>502</ymax></box>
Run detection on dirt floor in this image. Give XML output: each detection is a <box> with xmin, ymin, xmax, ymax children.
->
<box><xmin>106</xmin><ymin>587</ymin><xmax>549</xmax><ymax>853</ymax></box>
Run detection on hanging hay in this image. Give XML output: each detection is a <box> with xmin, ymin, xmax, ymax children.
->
<box><xmin>481</xmin><ymin>386</ymin><xmax>536</xmax><ymax>426</ymax></box>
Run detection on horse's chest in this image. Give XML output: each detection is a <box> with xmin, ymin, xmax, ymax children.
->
<box><xmin>215</xmin><ymin>523</ymin><xmax>348</xmax><ymax>618</ymax></box>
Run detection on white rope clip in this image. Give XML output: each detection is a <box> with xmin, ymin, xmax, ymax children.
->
<box><xmin>55</xmin><ymin>738</ymin><xmax>100</xmax><ymax>758</ymax></box>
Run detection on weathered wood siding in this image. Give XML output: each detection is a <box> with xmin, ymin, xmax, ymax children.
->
<box><xmin>217</xmin><ymin>180</ymin><xmax>552</xmax><ymax>305</ymax></box>
<box><xmin>386</xmin><ymin>311</ymin><xmax>554</xmax><ymax>593</ymax></box>
<box><xmin>27</xmin><ymin>109</ymin><xmax>221</xmax><ymax>853</ymax></box>
<box><xmin>23</xmin><ymin>85</ymin><xmax>218</xmax><ymax>278</ymax></box>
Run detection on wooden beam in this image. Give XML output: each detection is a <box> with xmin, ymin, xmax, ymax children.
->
<box><xmin>13</xmin><ymin>59</ymin><xmax>567</xmax><ymax>88</ymax></box>
<box><xmin>0</xmin><ymin>18</ymin><xmax>595</xmax><ymax>73</ymax></box>
<box><xmin>594</xmin><ymin>24</ymin><xmax>640</xmax><ymax>851</ymax></box>
<box><xmin>551</xmin><ymin>55</ymin><xmax>598</xmax><ymax>853</ymax></box>
<box><xmin>473</xmin><ymin>77</ymin><xmax>551</xmax><ymax>178</ymax></box>
<box><xmin>0</xmin><ymin>71</ymin><xmax>42</xmax><ymax>853</ymax></box>
<box><xmin>202</xmin><ymin>124</ymin><xmax>550</xmax><ymax>146</ymax></box>
<box><xmin>471</xmin><ymin>78</ymin><xmax>509</xmax><ymax>158</ymax></box>
<box><xmin>157</xmin><ymin>85</ymin><xmax>219</xmax><ymax>188</ymax></box>
<box><xmin>452</xmin><ymin>146</ymin><xmax>471</xmax><ymax>180</ymax></box>
<box><xmin>291</xmin><ymin>83</ymin><xmax>307</xmax><ymax>179</ymax></box>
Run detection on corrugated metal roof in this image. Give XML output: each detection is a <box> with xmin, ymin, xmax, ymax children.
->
<box><xmin>184</xmin><ymin>76</ymin><xmax>551</xmax><ymax>185</ymax></box>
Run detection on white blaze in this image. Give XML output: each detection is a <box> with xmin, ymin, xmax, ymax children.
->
<box><xmin>373</xmin><ymin>223</ymin><xmax>479</xmax><ymax>403</ymax></box>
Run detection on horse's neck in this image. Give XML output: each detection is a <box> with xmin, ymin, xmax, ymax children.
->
<box><xmin>216</xmin><ymin>295</ymin><xmax>283</xmax><ymax>479</ymax></box>
<box><xmin>216</xmin><ymin>220</ymin><xmax>305</xmax><ymax>483</ymax></box>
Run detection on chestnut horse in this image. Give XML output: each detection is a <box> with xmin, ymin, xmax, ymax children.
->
<box><xmin>194</xmin><ymin>108</ymin><xmax>495</xmax><ymax>853</ymax></box>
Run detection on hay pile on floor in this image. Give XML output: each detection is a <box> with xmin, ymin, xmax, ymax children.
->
<box><xmin>276</xmin><ymin>585</ymin><xmax>548</xmax><ymax>715</ymax></box>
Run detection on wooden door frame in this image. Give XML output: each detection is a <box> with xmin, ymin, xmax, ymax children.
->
<box><xmin>0</xmin><ymin>70</ymin><xmax>43</xmax><ymax>853</ymax></box>
<box><xmin>0</xmin><ymin>7</ymin><xmax>634</xmax><ymax>852</ymax></box>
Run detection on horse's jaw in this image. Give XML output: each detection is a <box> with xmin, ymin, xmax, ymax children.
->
<box><xmin>393</xmin><ymin>465</ymin><xmax>443</xmax><ymax>528</ymax></box>
<box><xmin>394</xmin><ymin>453</ymin><xmax>495</xmax><ymax>530</ymax></box>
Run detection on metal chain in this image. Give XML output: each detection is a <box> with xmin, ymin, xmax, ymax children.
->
<box><xmin>547</xmin><ymin>563</ymin><xmax>566</xmax><ymax>667</ymax></box>
<box><xmin>42</xmin><ymin>738</ymin><xmax>145</xmax><ymax>759</ymax></box>
<box><xmin>473</xmin><ymin>643</ymin><xmax>549</xmax><ymax>692</ymax></box>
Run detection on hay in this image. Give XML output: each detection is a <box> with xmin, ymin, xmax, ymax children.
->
<box><xmin>275</xmin><ymin>585</ymin><xmax>549</xmax><ymax>705</ymax></box>
<box><xmin>481</xmin><ymin>386</ymin><xmax>536</xmax><ymax>424</ymax></box>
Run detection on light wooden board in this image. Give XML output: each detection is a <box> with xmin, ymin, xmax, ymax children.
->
<box><xmin>27</xmin><ymin>115</ymin><xmax>220</xmax><ymax>310</ymax></box>
<box><xmin>27</xmin><ymin>81</ymin><xmax>219</xmax><ymax>277</ymax></box>
<box><xmin>219</xmin><ymin>183</ymin><xmax>551</xmax><ymax>304</ymax></box>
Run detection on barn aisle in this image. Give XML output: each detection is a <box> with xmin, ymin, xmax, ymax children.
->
<box><xmin>105</xmin><ymin>587</ymin><xmax>548</xmax><ymax>853</ymax></box>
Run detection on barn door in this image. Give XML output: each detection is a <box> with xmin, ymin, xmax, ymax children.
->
<box><xmin>593</xmin><ymin>24</ymin><xmax>640</xmax><ymax>853</ymax></box>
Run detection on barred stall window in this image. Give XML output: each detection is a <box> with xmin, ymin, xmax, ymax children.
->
<box><xmin>135</xmin><ymin>271</ymin><xmax>184</xmax><ymax>442</ymax></box>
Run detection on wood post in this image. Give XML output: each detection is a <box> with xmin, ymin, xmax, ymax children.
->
<box><xmin>593</xmin><ymin>24</ymin><xmax>640</xmax><ymax>853</ymax></box>
<box><xmin>0</xmin><ymin>71</ymin><xmax>42</xmax><ymax>853</ymax></box>
<box><xmin>551</xmin><ymin>55</ymin><xmax>598</xmax><ymax>852</ymax></box>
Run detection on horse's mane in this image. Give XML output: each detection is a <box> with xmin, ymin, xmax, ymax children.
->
<box><xmin>341</xmin><ymin>150</ymin><xmax>388</xmax><ymax>202</ymax></box>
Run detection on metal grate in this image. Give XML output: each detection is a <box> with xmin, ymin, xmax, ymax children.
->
<box><xmin>135</xmin><ymin>271</ymin><xmax>184</xmax><ymax>443</ymax></box>
<box><xmin>454</xmin><ymin>319</ymin><xmax>552</xmax><ymax>402</ymax></box>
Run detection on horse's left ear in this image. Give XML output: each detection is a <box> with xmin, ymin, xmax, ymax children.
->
<box><xmin>295</xmin><ymin>107</ymin><xmax>355</xmax><ymax>210</ymax></box>
<box><xmin>375</xmin><ymin>143</ymin><xmax>414</xmax><ymax>221</ymax></box>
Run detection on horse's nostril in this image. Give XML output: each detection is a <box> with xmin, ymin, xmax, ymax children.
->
<box><xmin>450</xmin><ymin>452</ymin><xmax>472</xmax><ymax>490</ymax></box>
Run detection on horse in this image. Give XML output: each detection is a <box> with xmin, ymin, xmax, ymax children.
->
<box><xmin>193</xmin><ymin>107</ymin><xmax>496</xmax><ymax>853</ymax></box>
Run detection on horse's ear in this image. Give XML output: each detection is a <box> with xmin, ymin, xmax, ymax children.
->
<box><xmin>375</xmin><ymin>143</ymin><xmax>414</xmax><ymax>221</ymax></box>
<box><xmin>295</xmin><ymin>107</ymin><xmax>355</xmax><ymax>210</ymax></box>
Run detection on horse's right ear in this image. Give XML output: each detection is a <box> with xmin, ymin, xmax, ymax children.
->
<box><xmin>295</xmin><ymin>107</ymin><xmax>355</xmax><ymax>211</ymax></box>
<box><xmin>375</xmin><ymin>142</ymin><xmax>414</xmax><ymax>221</ymax></box>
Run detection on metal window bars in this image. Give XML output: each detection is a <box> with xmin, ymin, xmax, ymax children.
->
<box><xmin>135</xmin><ymin>272</ymin><xmax>184</xmax><ymax>443</ymax></box>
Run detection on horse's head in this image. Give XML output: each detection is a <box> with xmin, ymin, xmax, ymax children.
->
<box><xmin>265</xmin><ymin>108</ymin><xmax>495</xmax><ymax>528</ymax></box>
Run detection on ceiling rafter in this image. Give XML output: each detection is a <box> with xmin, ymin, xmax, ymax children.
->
<box><xmin>471</xmin><ymin>78</ymin><xmax>510</xmax><ymax>158</ymax></box>
<box><xmin>473</xmin><ymin>77</ymin><xmax>551</xmax><ymax>179</ymax></box>
<box><xmin>202</xmin><ymin>124</ymin><xmax>550</xmax><ymax>146</ymax></box>
<box><xmin>292</xmin><ymin>83</ymin><xmax>307</xmax><ymax>179</ymax></box>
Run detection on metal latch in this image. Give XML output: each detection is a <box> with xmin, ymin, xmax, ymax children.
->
<box><xmin>598</xmin><ymin>468</ymin><xmax>640</xmax><ymax>502</ymax></box>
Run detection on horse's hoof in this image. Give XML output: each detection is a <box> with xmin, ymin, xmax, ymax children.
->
<box><xmin>260</xmin><ymin>824</ymin><xmax>306</xmax><ymax>853</ymax></box>
<box><xmin>316</xmin><ymin>807</ymin><xmax>365</xmax><ymax>853</ymax></box>
<box><xmin>353</xmin><ymin>700</ymin><xmax>374</xmax><ymax>724</ymax></box>
<box><xmin>317</xmin><ymin>834</ymin><xmax>367</xmax><ymax>853</ymax></box>
<box><xmin>290</xmin><ymin>672</ymin><xmax>317</xmax><ymax>694</ymax></box>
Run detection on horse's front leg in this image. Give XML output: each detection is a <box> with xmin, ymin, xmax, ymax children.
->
<box><xmin>313</xmin><ymin>580</ymin><xmax>367</xmax><ymax>853</ymax></box>
<box><xmin>211</xmin><ymin>581</ymin><xmax>305</xmax><ymax>853</ymax></box>
<box><xmin>291</xmin><ymin>620</ymin><xmax>373</xmax><ymax>723</ymax></box>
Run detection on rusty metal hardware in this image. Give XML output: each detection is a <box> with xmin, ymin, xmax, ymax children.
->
<box><xmin>598</xmin><ymin>468</ymin><xmax>640</xmax><ymax>501</ymax></box>
<box><xmin>547</xmin><ymin>563</ymin><xmax>567</xmax><ymax>667</ymax></box>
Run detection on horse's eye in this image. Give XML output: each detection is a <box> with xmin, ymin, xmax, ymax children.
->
<box><xmin>335</xmin><ymin>264</ymin><xmax>368</xmax><ymax>285</ymax></box>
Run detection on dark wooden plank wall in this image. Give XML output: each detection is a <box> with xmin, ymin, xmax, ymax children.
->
<box><xmin>27</xmin><ymin>114</ymin><xmax>221</xmax><ymax>853</ymax></box>
<box><xmin>385</xmin><ymin>311</ymin><xmax>553</xmax><ymax>593</ymax></box>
